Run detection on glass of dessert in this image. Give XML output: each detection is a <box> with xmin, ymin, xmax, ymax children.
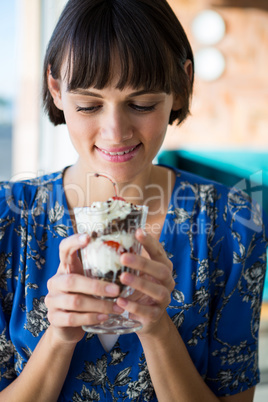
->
<box><xmin>74</xmin><ymin>175</ymin><xmax>148</xmax><ymax>334</ymax></box>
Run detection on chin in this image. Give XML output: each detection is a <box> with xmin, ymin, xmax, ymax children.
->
<box><xmin>101</xmin><ymin>165</ymin><xmax>140</xmax><ymax>185</ymax></box>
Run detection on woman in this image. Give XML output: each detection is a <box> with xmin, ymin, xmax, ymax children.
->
<box><xmin>0</xmin><ymin>0</ymin><xmax>267</xmax><ymax>401</ymax></box>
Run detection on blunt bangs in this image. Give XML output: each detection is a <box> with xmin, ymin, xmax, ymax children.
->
<box><xmin>66</xmin><ymin>3</ymin><xmax>177</xmax><ymax>93</ymax></box>
<box><xmin>43</xmin><ymin>0</ymin><xmax>194</xmax><ymax>126</ymax></box>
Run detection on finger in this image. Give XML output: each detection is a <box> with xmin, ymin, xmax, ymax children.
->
<box><xmin>120</xmin><ymin>252</ymin><xmax>173</xmax><ymax>287</ymax></box>
<box><xmin>119</xmin><ymin>272</ymin><xmax>172</xmax><ymax>305</ymax></box>
<box><xmin>45</xmin><ymin>292</ymin><xmax>124</xmax><ymax>315</ymax></box>
<box><xmin>47</xmin><ymin>309</ymin><xmax>111</xmax><ymax>328</ymax></box>
<box><xmin>135</xmin><ymin>229</ymin><xmax>173</xmax><ymax>270</ymax></box>
<box><xmin>59</xmin><ymin>234</ymin><xmax>90</xmax><ymax>273</ymax></box>
<box><xmin>117</xmin><ymin>297</ymin><xmax>162</xmax><ymax>323</ymax></box>
<box><xmin>47</xmin><ymin>273</ymin><xmax>121</xmax><ymax>298</ymax></box>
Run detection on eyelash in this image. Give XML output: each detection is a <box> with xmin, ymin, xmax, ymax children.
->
<box><xmin>131</xmin><ymin>104</ymin><xmax>156</xmax><ymax>112</ymax></box>
<box><xmin>75</xmin><ymin>104</ymin><xmax>157</xmax><ymax>114</ymax></box>
<box><xmin>76</xmin><ymin>106</ymin><xmax>101</xmax><ymax>113</ymax></box>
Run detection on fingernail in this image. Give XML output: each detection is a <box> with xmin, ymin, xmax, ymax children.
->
<box><xmin>121</xmin><ymin>273</ymin><xmax>134</xmax><ymax>284</ymax></box>
<box><xmin>121</xmin><ymin>253</ymin><xmax>135</xmax><ymax>265</ymax></box>
<box><xmin>97</xmin><ymin>314</ymin><xmax>109</xmax><ymax>322</ymax></box>
<box><xmin>79</xmin><ymin>234</ymin><xmax>88</xmax><ymax>244</ymax></box>
<box><xmin>113</xmin><ymin>304</ymin><xmax>124</xmax><ymax>313</ymax></box>
<box><xmin>105</xmin><ymin>284</ymin><xmax>119</xmax><ymax>295</ymax></box>
<box><xmin>137</xmin><ymin>228</ymin><xmax>146</xmax><ymax>237</ymax></box>
<box><xmin>117</xmin><ymin>298</ymin><xmax>128</xmax><ymax>307</ymax></box>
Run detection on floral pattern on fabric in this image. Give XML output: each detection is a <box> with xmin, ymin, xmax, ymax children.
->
<box><xmin>74</xmin><ymin>348</ymin><xmax>154</xmax><ymax>402</ymax></box>
<box><xmin>0</xmin><ymin>167</ymin><xmax>267</xmax><ymax>400</ymax></box>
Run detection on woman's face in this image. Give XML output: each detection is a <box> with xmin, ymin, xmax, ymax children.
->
<box><xmin>48</xmin><ymin>69</ymin><xmax>182</xmax><ymax>184</ymax></box>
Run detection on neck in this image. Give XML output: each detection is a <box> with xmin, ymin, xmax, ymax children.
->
<box><xmin>63</xmin><ymin>162</ymin><xmax>156</xmax><ymax>207</ymax></box>
<box><xmin>63</xmin><ymin>163</ymin><xmax>176</xmax><ymax>239</ymax></box>
<box><xmin>63</xmin><ymin>163</ymin><xmax>176</xmax><ymax>225</ymax></box>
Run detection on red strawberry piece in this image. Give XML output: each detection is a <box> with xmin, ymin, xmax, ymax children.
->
<box><xmin>112</xmin><ymin>196</ymin><xmax>126</xmax><ymax>201</ymax></box>
<box><xmin>103</xmin><ymin>240</ymin><xmax>122</xmax><ymax>252</ymax></box>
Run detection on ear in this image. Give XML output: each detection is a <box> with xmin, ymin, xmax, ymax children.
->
<box><xmin>172</xmin><ymin>59</ymin><xmax>193</xmax><ymax>110</ymax></box>
<box><xmin>184</xmin><ymin>59</ymin><xmax>193</xmax><ymax>81</ymax></box>
<box><xmin>47</xmin><ymin>66</ymin><xmax>63</xmax><ymax>111</ymax></box>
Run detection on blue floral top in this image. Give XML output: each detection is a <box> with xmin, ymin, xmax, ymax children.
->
<box><xmin>0</xmin><ymin>166</ymin><xmax>267</xmax><ymax>401</ymax></box>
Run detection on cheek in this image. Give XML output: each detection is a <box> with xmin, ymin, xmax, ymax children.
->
<box><xmin>146</xmin><ymin>112</ymin><xmax>170</xmax><ymax>141</ymax></box>
<box><xmin>61</xmin><ymin>98</ymin><xmax>84</xmax><ymax>130</ymax></box>
<box><xmin>64</xmin><ymin>109</ymin><xmax>89</xmax><ymax>139</ymax></box>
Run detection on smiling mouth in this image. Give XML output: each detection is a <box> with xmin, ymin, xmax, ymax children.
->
<box><xmin>97</xmin><ymin>144</ymin><xmax>140</xmax><ymax>156</ymax></box>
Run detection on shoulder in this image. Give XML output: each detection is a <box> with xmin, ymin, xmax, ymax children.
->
<box><xmin>0</xmin><ymin>169</ymin><xmax>67</xmax><ymax>259</ymax></box>
<box><xmin>0</xmin><ymin>170</ymin><xmax>63</xmax><ymax>215</ymax></box>
<box><xmin>171</xmin><ymin>165</ymin><xmax>229</xmax><ymax>198</ymax></box>
<box><xmin>165</xmin><ymin>164</ymin><xmax>266</xmax><ymax>232</ymax></box>
<box><xmin>1</xmin><ymin>170</ymin><xmax>63</xmax><ymax>196</ymax></box>
<box><xmin>164</xmin><ymin>164</ymin><xmax>230</xmax><ymax>228</ymax></box>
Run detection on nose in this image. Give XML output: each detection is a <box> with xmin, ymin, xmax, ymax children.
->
<box><xmin>100</xmin><ymin>106</ymin><xmax>133</xmax><ymax>143</ymax></box>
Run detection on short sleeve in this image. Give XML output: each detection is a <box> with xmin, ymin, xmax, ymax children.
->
<box><xmin>0</xmin><ymin>182</ymin><xmax>18</xmax><ymax>388</ymax></box>
<box><xmin>205</xmin><ymin>187</ymin><xmax>268</xmax><ymax>396</ymax></box>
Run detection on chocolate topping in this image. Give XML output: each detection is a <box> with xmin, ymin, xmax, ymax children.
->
<box><xmin>91</xmin><ymin>208</ymin><xmax>143</xmax><ymax>238</ymax></box>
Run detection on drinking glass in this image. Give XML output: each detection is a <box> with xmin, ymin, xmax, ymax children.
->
<box><xmin>74</xmin><ymin>203</ymin><xmax>148</xmax><ymax>334</ymax></box>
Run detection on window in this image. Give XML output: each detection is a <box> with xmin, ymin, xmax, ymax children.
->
<box><xmin>0</xmin><ymin>0</ymin><xmax>16</xmax><ymax>180</ymax></box>
<box><xmin>0</xmin><ymin>0</ymin><xmax>77</xmax><ymax>182</ymax></box>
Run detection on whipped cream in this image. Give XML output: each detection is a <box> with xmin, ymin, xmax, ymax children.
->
<box><xmin>74</xmin><ymin>198</ymin><xmax>134</xmax><ymax>233</ymax></box>
<box><xmin>83</xmin><ymin>234</ymin><xmax>133</xmax><ymax>274</ymax></box>
<box><xmin>74</xmin><ymin>198</ymin><xmax>147</xmax><ymax>275</ymax></box>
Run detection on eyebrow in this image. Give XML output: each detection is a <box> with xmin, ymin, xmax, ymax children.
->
<box><xmin>69</xmin><ymin>89</ymin><xmax>103</xmax><ymax>98</ymax></box>
<box><xmin>69</xmin><ymin>88</ymin><xmax>163</xmax><ymax>98</ymax></box>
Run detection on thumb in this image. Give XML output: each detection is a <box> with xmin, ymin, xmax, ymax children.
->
<box><xmin>59</xmin><ymin>233</ymin><xmax>90</xmax><ymax>275</ymax></box>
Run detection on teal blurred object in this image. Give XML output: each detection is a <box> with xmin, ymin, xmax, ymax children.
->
<box><xmin>157</xmin><ymin>149</ymin><xmax>268</xmax><ymax>300</ymax></box>
<box><xmin>264</xmin><ymin>249</ymin><xmax>268</xmax><ymax>301</ymax></box>
<box><xmin>158</xmin><ymin>150</ymin><xmax>268</xmax><ymax>214</ymax></box>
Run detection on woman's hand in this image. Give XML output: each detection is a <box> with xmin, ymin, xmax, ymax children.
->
<box><xmin>117</xmin><ymin>229</ymin><xmax>175</xmax><ymax>336</ymax></box>
<box><xmin>44</xmin><ymin>234</ymin><xmax>123</xmax><ymax>345</ymax></box>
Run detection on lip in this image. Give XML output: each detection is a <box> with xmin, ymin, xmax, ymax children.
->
<box><xmin>95</xmin><ymin>143</ymin><xmax>142</xmax><ymax>163</ymax></box>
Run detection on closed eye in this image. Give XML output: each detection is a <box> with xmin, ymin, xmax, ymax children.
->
<box><xmin>129</xmin><ymin>104</ymin><xmax>157</xmax><ymax>112</ymax></box>
<box><xmin>76</xmin><ymin>105</ymin><xmax>102</xmax><ymax>113</ymax></box>
<box><xmin>76</xmin><ymin>103</ymin><xmax>157</xmax><ymax>114</ymax></box>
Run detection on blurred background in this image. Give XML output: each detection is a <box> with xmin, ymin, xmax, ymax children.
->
<box><xmin>0</xmin><ymin>0</ymin><xmax>267</xmax><ymax>399</ymax></box>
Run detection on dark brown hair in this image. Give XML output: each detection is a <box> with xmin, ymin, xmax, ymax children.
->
<box><xmin>43</xmin><ymin>0</ymin><xmax>194</xmax><ymax>126</ymax></box>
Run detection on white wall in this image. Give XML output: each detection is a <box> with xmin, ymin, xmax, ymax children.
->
<box><xmin>39</xmin><ymin>0</ymin><xmax>78</xmax><ymax>176</ymax></box>
<box><xmin>12</xmin><ymin>0</ymin><xmax>77</xmax><ymax>181</ymax></box>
